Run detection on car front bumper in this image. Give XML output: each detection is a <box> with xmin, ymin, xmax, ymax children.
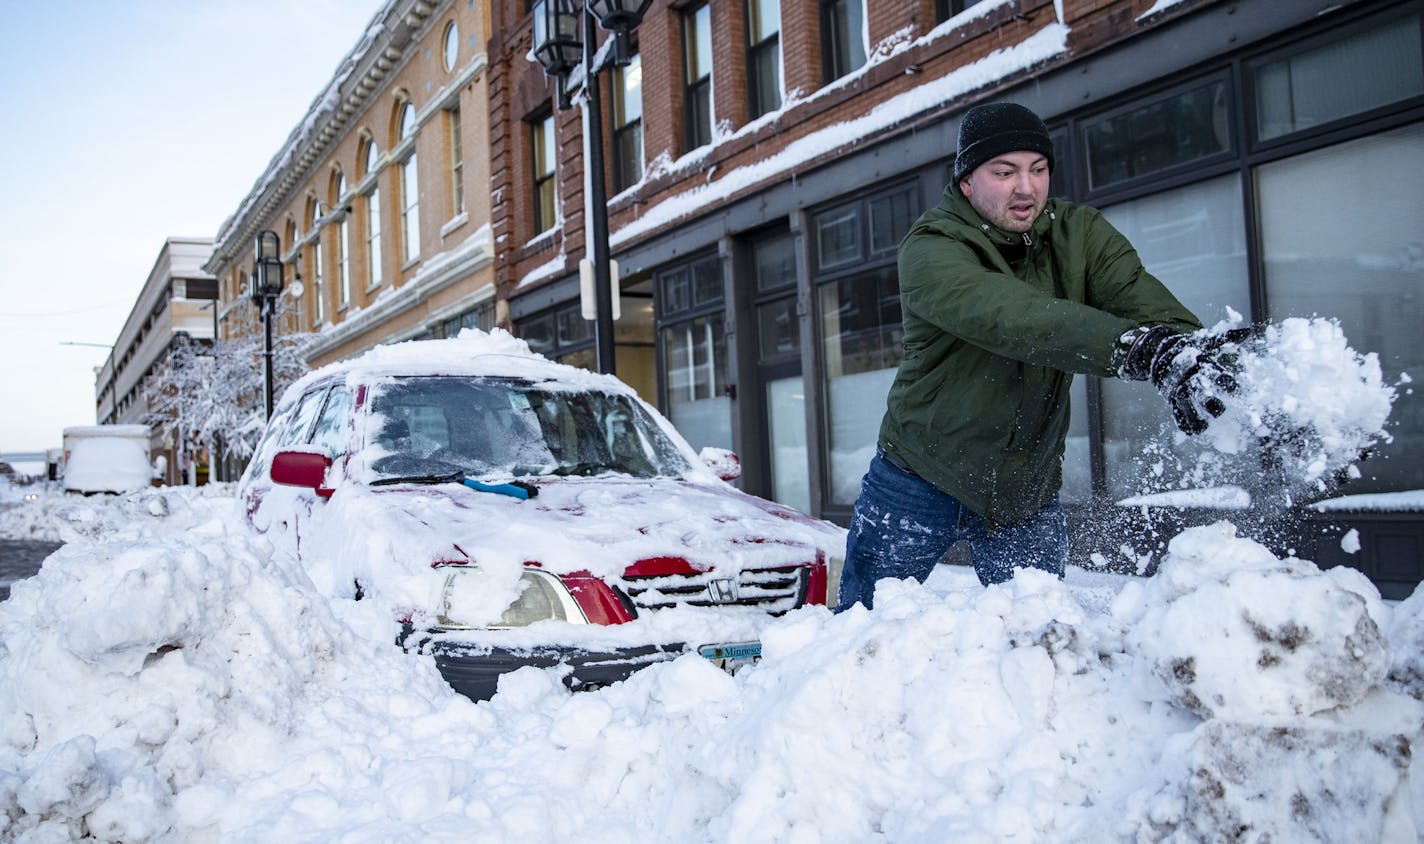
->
<box><xmin>400</xmin><ymin>627</ymin><xmax>697</xmax><ymax>702</ymax></box>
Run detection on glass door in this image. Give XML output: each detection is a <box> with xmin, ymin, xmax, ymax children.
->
<box><xmin>757</xmin><ymin>295</ymin><xmax>809</xmax><ymax>512</ymax></box>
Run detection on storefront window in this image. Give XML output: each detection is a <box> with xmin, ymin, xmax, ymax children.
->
<box><xmin>1252</xmin><ymin>12</ymin><xmax>1423</xmax><ymax>142</ymax></box>
<box><xmin>868</xmin><ymin>189</ymin><xmax>917</xmax><ymax>255</ymax></box>
<box><xmin>1061</xmin><ymin>377</ymin><xmax>1091</xmax><ymax>506</ymax></box>
<box><xmin>517</xmin><ymin>303</ymin><xmax>598</xmax><ymax>370</ymax></box>
<box><xmin>819</xmin><ymin>266</ymin><xmax>901</xmax><ymax>505</ymax></box>
<box><xmin>1098</xmin><ymin>173</ymin><xmax>1251</xmax><ymax>499</ymax></box>
<box><xmin>1258</xmin><ymin>122</ymin><xmax>1424</xmax><ymax>493</ymax></box>
<box><xmin>659</xmin><ymin>254</ymin><xmax>730</xmax><ymax>452</ymax></box>
<box><xmin>1084</xmin><ymin>77</ymin><xmax>1233</xmax><ymax>191</ymax></box>
<box><xmin>757</xmin><ymin>298</ymin><xmax>798</xmax><ymax>360</ymax></box>
<box><xmin>753</xmin><ymin>233</ymin><xmax>796</xmax><ymax>294</ymax></box>
<box><xmin>816</xmin><ymin>209</ymin><xmax>860</xmax><ymax>271</ymax></box>
<box><xmin>662</xmin><ymin>315</ymin><xmax>730</xmax><ymax>451</ymax></box>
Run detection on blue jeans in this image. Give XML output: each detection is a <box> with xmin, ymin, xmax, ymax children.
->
<box><xmin>835</xmin><ymin>449</ymin><xmax>1068</xmax><ymax>611</ymax></box>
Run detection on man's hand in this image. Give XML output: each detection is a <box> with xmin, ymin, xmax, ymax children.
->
<box><xmin>1115</xmin><ymin>325</ymin><xmax>1253</xmax><ymax>435</ymax></box>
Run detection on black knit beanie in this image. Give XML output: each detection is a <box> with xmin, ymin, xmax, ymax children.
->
<box><xmin>953</xmin><ymin>102</ymin><xmax>1055</xmax><ymax>183</ymax></box>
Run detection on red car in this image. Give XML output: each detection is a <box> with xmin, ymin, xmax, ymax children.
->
<box><xmin>238</xmin><ymin>332</ymin><xmax>845</xmax><ymax>700</ymax></box>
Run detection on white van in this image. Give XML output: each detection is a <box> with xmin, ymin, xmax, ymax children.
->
<box><xmin>61</xmin><ymin>425</ymin><xmax>153</xmax><ymax>494</ymax></box>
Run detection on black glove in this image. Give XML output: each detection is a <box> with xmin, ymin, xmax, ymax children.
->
<box><xmin>1115</xmin><ymin>325</ymin><xmax>1253</xmax><ymax>435</ymax></box>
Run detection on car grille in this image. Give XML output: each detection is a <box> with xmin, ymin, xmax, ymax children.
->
<box><xmin>620</xmin><ymin>564</ymin><xmax>809</xmax><ymax>615</ymax></box>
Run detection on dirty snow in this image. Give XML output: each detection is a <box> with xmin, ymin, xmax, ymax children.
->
<box><xmin>0</xmin><ymin>481</ymin><xmax>1420</xmax><ymax>842</ymax></box>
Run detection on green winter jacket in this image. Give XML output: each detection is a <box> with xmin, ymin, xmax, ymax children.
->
<box><xmin>879</xmin><ymin>185</ymin><xmax>1201</xmax><ymax>526</ymax></box>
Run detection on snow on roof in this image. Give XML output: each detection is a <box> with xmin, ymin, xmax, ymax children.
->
<box><xmin>61</xmin><ymin>425</ymin><xmax>151</xmax><ymax>438</ymax></box>
<box><xmin>282</xmin><ymin>328</ymin><xmax>631</xmax><ymax>401</ymax></box>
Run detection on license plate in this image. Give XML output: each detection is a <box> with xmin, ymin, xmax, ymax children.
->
<box><xmin>698</xmin><ymin>641</ymin><xmax>761</xmax><ymax>673</ymax></box>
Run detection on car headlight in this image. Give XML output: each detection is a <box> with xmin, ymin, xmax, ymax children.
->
<box><xmin>438</xmin><ymin>568</ymin><xmax>589</xmax><ymax>629</ymax></box>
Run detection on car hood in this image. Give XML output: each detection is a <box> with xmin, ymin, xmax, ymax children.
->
<box><xmin>294</xmin><ymin>475</ymin><xmax>846</xmax><ymax>606</ymax></box>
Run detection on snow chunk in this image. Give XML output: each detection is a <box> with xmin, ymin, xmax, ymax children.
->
<box><xmin>1132</xmin><ymin>721</ymin><xmax>1412</xmax><ymax>841</ymax></box>
<box><xmin>1125</xmin><ymin>523</ymin><xmax>1390</xmax><ymax>719</ymax></box>
<box><xmin>1203</xmin><ymin>316</ymin><xmax>1396</xmax><ymax>497</ymax></box>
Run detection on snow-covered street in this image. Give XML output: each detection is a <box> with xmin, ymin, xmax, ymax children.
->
<box><xmin>0</xmin><ymin>315</ymin><xmax>1418</xmax><ymax>841</ymax></box>
<box><xmin>1</xmin><ymin>480</ymin><xmax>1420</xmax><ymax>842</ymax></box>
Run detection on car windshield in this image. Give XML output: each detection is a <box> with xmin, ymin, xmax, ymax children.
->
<box><xmin>363</xmin><ymin>376</ymin><xmax>693</xmax><ymax>482</ymax></box>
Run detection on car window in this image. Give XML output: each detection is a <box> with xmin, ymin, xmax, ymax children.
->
<box><xmin>240</xmin><ymin>403</ymin><xmax>295</xmax><ymax>486</ymax></box>
<box><xmin>364</xmin><ymin>376</ymin><xmax>692</xmax><ymax>481</ymax></box>
<box><xmin>308</xmin><ymin>386</ymin><xmax>354</xmax><ymax>456</ymax></box>
<box><xmin>281</xmin><ymin>387</ymin><xmax>330</xmax><ymax>447</ymax></box>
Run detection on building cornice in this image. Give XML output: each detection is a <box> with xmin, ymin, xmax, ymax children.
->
<box><xmin>205</xmin><ymin>0</ymin><xmax>450</xmax><ymax>274</ymax></box>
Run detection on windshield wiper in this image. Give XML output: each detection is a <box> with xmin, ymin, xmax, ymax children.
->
<box><xmin>370</xmin><ymin>471</ymin><xmax>464</xmax><ymax>487</ymax></box>
<box><xmin>371</xmin><ymin>471</ymin><xmax>538</xmax><ymax>500</ymax></box>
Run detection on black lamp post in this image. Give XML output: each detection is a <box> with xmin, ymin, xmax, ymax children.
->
<box><xmin>531</xmin><ymin>0</ymin><xmax>651</xmax><ymax>376</ymax></box>
<box><xmin>249</xmin><ymin>230</ymin><xmax>285</xmax><ymax>420</ymax></box>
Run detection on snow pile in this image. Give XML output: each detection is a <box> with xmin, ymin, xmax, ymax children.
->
<box><xmin>1204</xmin><ymin>315</ymin><xmax>1397</xmax><ymax>497</ymax></box>
<box><xmin>1122</xmin><ymin>522</ymin><xmax>1389</xmax><ymax>719</ymax></box>
<box><xmin>0</xmin><ymin>485</ymin><xmax>230</xmax><ymax>544</ymax></box>
<box><xmin>1</xmin><ymin>487</ymin><xmax>1421</xmax><ymax>841</ymax></box>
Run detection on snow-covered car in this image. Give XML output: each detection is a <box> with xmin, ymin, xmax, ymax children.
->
<box><xmin>238</xmin><ymin>330</ymin><xmax>845</xmax><ymax>700</ymax></box>
<box><xmin>62</xmin><ymin>428</ymin><xmax>154</xmax><ymax>495</ymax></box>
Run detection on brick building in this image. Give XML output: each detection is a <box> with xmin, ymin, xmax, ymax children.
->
<box><xmin>487</xmin><ymin>0</ymin><xmax>1423</xmax><ymax>594</ymax></box>
<box><xmin>198</xmin><ymin>0</ymin><xmax>1421</xmax><ymax>594</ymax></box>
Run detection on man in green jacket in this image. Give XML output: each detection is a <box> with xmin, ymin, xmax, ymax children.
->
<box><xmin>836</xmin><ymin>102</ymin><xmax>1241</xmax><ymax>609</ymax></box>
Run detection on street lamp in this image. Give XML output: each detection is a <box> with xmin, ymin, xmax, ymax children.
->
<box><xmin>249</xmin><ymin>230</ymin><xmax>285</xmax><ymax>419</ymax></box>
<box><xmin>530</xmin><ymin>0</ymin><xmax>650</xmax><ymax>376</ymax></box>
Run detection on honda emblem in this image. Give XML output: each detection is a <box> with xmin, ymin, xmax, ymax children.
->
<box><xmin>707</xmin><ymin>577</ymin><xmax>739</xmax><ymax>604</ymax></box>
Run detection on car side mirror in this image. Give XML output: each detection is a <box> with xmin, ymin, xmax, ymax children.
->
<box><xmin>270</xmin><ymin>449</ymin><xmax>335</xmax><ymax>498</ymax></box>
<box><xmin>698</xmin><ymin>447</ymin><xmax>742</xmax><ymax>482</ymax></box>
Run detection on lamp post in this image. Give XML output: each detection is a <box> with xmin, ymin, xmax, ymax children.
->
<box><xmin>531</xmin><ymin>0</ymin><xmax>651</xmax><ymax>376</ymax></box>
<box><xmin>249</xmin><ymin>230</ymin><xmax>285</xmax><ymax>420</ymax></box>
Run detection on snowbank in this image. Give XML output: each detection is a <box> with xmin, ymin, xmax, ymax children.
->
<box><xmin>1</xmin><ymin>488</ymin><xmax>1420</xmax><ymax>841</ymax></box>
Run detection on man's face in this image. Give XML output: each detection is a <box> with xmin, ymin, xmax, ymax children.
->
<box><xmin>959</xmin><ymin>151</ymin><xmax>1050</xmax><ymax>234</ymax></box>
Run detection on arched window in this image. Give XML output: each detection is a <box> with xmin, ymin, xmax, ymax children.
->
<box><xmin>285</xmin><ymin>219</ymin><xmax>301</xmax><ymax>324</ymax></box>
<box><xmin>398</xmin><ymin>101</ymin><xmax>416</xmax><ymax>143</ymax></box>
<box><xmin>308</xmin><ymin>198</ymin><xmax>325</xmax><ymax>326</ymax></box>
<box><xmin>331</xmin><ymin>169</ymin><xmax>350</xmax><ymax>309</ymax></box>
<box><xmin>361</xmin><ymin>136</ymin><xmax>379</xmax><ymax>177</ymax></box>
<box><xmin>394</xmin><ymin>100</ymin><xmax>420</xmax><ymax>264</ymax></box>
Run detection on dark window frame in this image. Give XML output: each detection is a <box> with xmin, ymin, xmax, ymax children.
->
<box><xmin>1242</xmin><ymin>2</ymin><xmax>1424</xmax><ymax>152</ymax></box>
<box><xmin>612</xmin><ymin>51</ymin><xmax>644</xmax><ymax>193</ymax></box>
<box><xmin>683</xmin><ymin>3</ymin><xmax>713</xmax><ymax>150</ymax></box>
<box><xmin>530</xmin><ymin>111</ymin><xmax>557</xmax><ymax>235</ymax></box>
<box><xmin>1076</xmin><ymin>69</ymin><xmax>1238</xmax><ymax>200</ymax></box>
<box><xmin>746</xmin><ymin>0</ymin><xmax>782</xmax><ymax>119</ymax></box>
<box><xmin>819</xmin><ymin>0</ymin><xmax>865</xmax><ymax>83</ymax></box>
<box><xmin>935</xmin><ymin>0</ymin><xmax>986</xmax><ymax>24</ymax></box>
<box><xmin>812</xmin><ymin>179</ymin><xmax>919</xmax><ymax>281</ymax></box>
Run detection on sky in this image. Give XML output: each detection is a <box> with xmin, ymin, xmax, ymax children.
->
<box><xmin>0</xmin><ymin>0</ymin><xmax>385</xmax><ymax>455</ymax></box>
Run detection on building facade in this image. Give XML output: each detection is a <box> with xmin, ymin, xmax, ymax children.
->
<box><xmin>205</xmin><ymin>0</ymin><xmax>498</xmax><ymax>372</ymax></box>
<box><xmin>96</xmin><ymin>236</ymin><xmax>217</xmax><ymax>484</ymax></box>
<box><xmin>486</xmin><ymin>0</ymin><xmax>1423</xmax><ymax>594</ymax></box>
